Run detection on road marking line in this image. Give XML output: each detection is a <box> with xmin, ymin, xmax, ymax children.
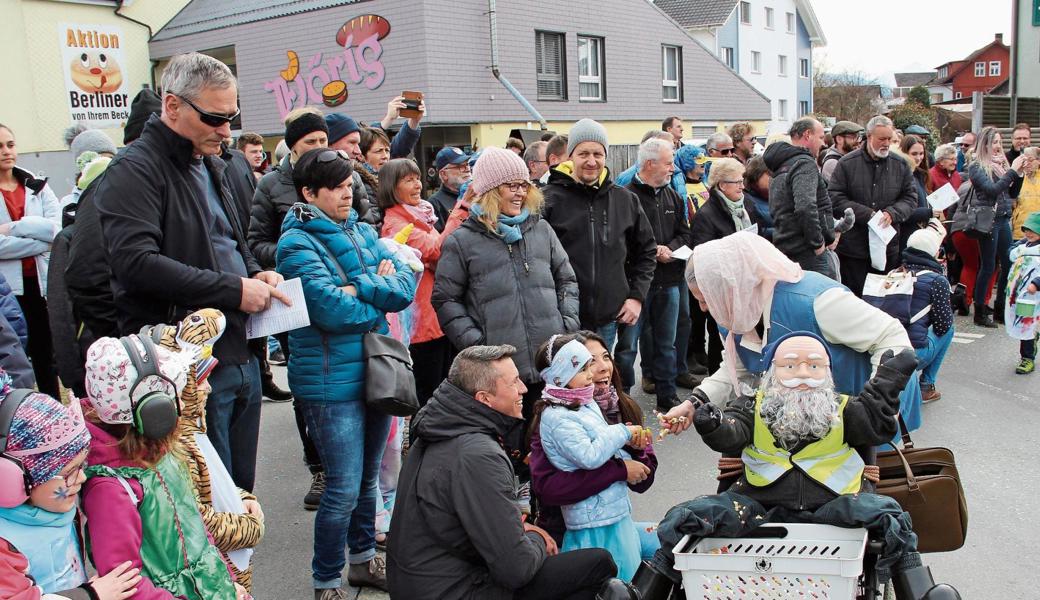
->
<box><xmin>954</xmin><ymin>332</ymin><xmax>985</xmax><ymax>339</ymax></box>
<box><xmin>951</xmin><ymin>338</ymin><xmax>973</xmax><ymax>344</ymax></box>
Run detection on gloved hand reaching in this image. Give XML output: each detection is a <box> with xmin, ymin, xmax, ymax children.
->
<box><xmin>862</xmin><ymin>349</ymin><xmax>919</xmax><ymax>416</ymax></box>
<box><xmin>693</xmin><ymin>401</ymin><xmax>722</xmax><ymax>434</ymax></box>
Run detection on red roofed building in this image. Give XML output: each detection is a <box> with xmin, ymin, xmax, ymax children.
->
<box><xmin>934</xmin><ymin>34</ymin><xmax>1009</xmax><ymax>100</ymax></box>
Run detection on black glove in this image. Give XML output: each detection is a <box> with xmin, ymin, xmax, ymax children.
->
<box><xmin>693</xmin><ymin>401</ymin><xmax>722</xmax><ymax>434</ymax></box>
<box><xmin>875</xmin><ymin>349</ymin><xmax>919</xmax><ymax>391</ymax></box>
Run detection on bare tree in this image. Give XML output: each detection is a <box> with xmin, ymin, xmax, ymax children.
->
<box><xmin>814</xmin><ymin>70</ymin><xmax>886</xmax><ymax>124</ymax></box>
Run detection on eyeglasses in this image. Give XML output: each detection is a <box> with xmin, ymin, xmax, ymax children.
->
<box><xmin>177</xmin><ymin>95</ymin><xmax>240</xmax><ymax>128</ymax></box>
<box><xmin>52</xmin><ymin>462</ymin><xmax>86</xmax><ymax>488</ymax></box>
<box><xmin>317</xmin><ymin>149</ymin><xmax>352</xmax><ymax>163</ymax></box>
<box><xmin>717</xmin><ymin>148</ymin><xmax>734</xmax><ymax>155</ymax></box>
<box><xmin>722</xmin><ymin>179</ymin><xmax>745</xmax><ymax>186</ymax></box>
<box><xmin>502</xmin><ymin>181</ymin><xmax>531</xmax><ymax>193</ymax></box>
<box><xmin>445</xmin><ymin>164</ymin><xmax>472</xmax><ymax>174</ymax></box>
<box><xmin>960</xmin><ymin>144</ymin><xmax>972</xmax><ymax>149</ymax></box>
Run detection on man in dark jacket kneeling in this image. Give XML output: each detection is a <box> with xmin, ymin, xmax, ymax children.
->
<box><xmin>387</xmin><ymin>345</ymin><xmax>624</xmax><ymax>600</ymax></box>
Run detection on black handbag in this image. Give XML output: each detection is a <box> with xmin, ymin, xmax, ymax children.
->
<box><xmin>960</xmin><ymin>184</ymin><xmax>996</xmax><ymax>238</ymax></box>
<box><xmin>309</xmin><ymin>234</ymin><xmax>419</xmax><ymax>416</ymax></box>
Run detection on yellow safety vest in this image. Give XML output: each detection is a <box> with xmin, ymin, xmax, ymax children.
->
<box><xmin>742</xmin><ymin>391</ymin><xmax>864</xmax><ymax>495</ymax></box>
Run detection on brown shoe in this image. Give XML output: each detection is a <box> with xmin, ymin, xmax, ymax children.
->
<box><xmin>921</xmin><ymin>385</ymin><xmax>941</xmax><ymax>404</ymax></box>
<box><xmin>675</xmin><ymin>371</ymin><xmax>704</xmax><ymax>389</ymax></box>
<box><xmin>347</xmin><ymin>555</ymin><xmax>388</xmax><ymax>591</ymax></box>
<box><xmin>641</xmin><ymin>378</ymin><xmax>656</xmax><ymax>394</ymax></box>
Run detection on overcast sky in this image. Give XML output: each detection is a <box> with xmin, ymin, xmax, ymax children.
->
<box><xmin>811</xmin><ymin>0</ymin><xmax>1013</xmax><ymax>85</ymax></box>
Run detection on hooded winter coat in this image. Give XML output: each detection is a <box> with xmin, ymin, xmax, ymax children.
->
<box><xmin>248</xmin><ymin>155</ymin><xmax>373</xmax><ymax>269</ymax></box>
<box><xmin>764</xmin><ymin>142</ymin><xmax>835</xmax><ymax>260</ymax></box>
<box><xmin>387</xmin><ymin>380</ymin><xmax>546</xmax><ymax>600</ymax></box>
<box><xmin>542</xmin><ymin>164</ymin><xmax>657</xmax><ymax>329</ymax></box>
<box><xmin>0</xmin><ymin>166</ymin><xmax>60</xmax><ymax>297</ymax></box>
<box><xmin>276</xmin><ymin>203</ymin><xmax>416</xmax><ymax>404</ymax></box>
<box><xmin>828</xmin><ymin>147</ymin><xmax>919</xmax><ymax>264</ymax></box>
<box><xmin>382</xmin><ymin>204</ymin><xmax>445</xmax><ymax>344</ymax></box>
<box><xmin>433</xmin><ymin>213</ymin><xmax>579</xmax><ymax>383</ymax></box>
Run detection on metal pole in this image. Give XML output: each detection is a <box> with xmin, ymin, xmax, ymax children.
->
<box><xmin>1010</xmin><ymin>0</ymin><xmax>1020</xmax><ymax>126</ymax></box>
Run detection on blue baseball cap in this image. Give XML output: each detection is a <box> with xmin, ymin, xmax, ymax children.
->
<box><xmin>434</xmin><ymin>146</ymin><xmax>470</xmax><ymax>170</ymax></box>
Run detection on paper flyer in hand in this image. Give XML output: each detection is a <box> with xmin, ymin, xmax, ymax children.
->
<box><xmin>670</xmin><ymin>245</ymin><xmax>694</xmax><ymax>261</ymax></box>
<box><xmin>926</xmin><ymin>183</ymin><xmax>960</xmax><ymax>212</ymax></box>
<box><xmin>867</xmin><ymin>212</ymin><xmax>897</xmax><ymax>271</ymax></box>
<box><xmin>246</xmin><ymin>278</ymin><xmax>310</xmax><ymax>338</ymax></box>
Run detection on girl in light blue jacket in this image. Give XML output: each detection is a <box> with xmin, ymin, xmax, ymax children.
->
<box><xmin>532</xmin><ymin>334</ymin><xmax>650</xmax><ymax>580</ymax></box>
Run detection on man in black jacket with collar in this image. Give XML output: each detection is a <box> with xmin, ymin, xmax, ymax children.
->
<box><xmin>95</xmin><ymin>52</ymin><xmax>288</xmax><ymax>492</ymax></box>
<box><xmin>621</xmin><ymin>138</ymin><xmax>693</xmax><ymax>410</ymax></box>
<box><xmin>542</xmin><ymin>119</ymin><xmax>657</xmax><ymax>352</ymax></box>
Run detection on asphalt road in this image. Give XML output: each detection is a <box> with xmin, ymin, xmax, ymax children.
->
<box><xmin>251</xmin><ymin>311</ymin><xmax>1035</xmax><ymax>599</ymax></box>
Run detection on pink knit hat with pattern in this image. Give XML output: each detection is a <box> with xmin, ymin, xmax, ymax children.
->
<box><xmin>470</xmin><ymin>146</ymin><xmax>531</xmax><ymax>196</ymax></box>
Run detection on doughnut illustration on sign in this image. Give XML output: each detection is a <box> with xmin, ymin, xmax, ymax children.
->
<box><xmin>69</xmin><ymin>51</ymin><xmax>123</xmax><ymax>93</ymax></box>
<box><xmin>336</xmin><ymin>14</ymin><xmax>391</xmax><ymax>46</ymax></box>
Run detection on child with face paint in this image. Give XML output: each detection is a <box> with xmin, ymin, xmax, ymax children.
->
<box><xmin>0</xmin><ymin>369</ymin><xmax>142</xmax><ymax>600</ymax></box>
<box><xmin>531</xmin><ymin>334</ymin><xmax>651</xmax><ymax>581</ymax></box>
<box><xmin>79</xmin><ymin>335</ymin><xmax>248</xmax><ymax>600</ymax></box>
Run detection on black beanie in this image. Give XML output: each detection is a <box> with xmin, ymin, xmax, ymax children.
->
<box><xmin>123</xmin><ymin>89</ymin><xmax>162</xmax><ymax>144</ymax></box>
<box><xmin>285</xmin><ymin>113</ymin><xmax>329</xmax><ymax>151</ymax></box>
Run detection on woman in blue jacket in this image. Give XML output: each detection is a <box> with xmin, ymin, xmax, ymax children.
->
<box><xmin>276</xmin><ymin>148</ymin><xmax>416</xmax><ymax>598</ymax></box>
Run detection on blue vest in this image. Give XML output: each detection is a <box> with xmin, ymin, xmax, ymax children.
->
<box><xmin>906</xmin><ymin>269</ymin><xmax>943</xmax><ymax>349</ymax></box>
<box><xmin>722</xmin><ymin>273</ymin><xmax>873</xmax><ymax>395</ymax></box>
<box><xmin>0</xmin><ymin>505</ymin><xmax>86</xmax><ymax>594</ymax></box>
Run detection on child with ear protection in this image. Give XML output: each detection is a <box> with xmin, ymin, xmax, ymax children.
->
<box><xmin>0</xmin><ymin>367</ymin><xmax>142</xmax><ymax>600</ymax></box>
<box><xmin>79</xmin><ymin>335</ymin><xmax>249</xmax><ymax>600</ymax></box>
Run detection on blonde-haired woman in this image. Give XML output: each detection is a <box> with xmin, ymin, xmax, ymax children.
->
<box><xmin>432</xmin><ymin>146</ymin><xmax>579</xmax><ymax>418</ymax></box>
<box><xmin>953</xmin><ymin>126</ymin><xmax>1031</xmax><ymax>326</ymax></box>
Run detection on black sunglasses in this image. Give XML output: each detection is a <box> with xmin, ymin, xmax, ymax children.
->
<box><xmin>718</xmin><ymin>148</ymin><xmax>734</xmax><ymax>155</ymax></box>
<box><xmin>317</xmin><ymin>149</ymin><xmax>352</xmax><ymax>163</ymax></box>
<box><xmin>177</xmin><ymin>95</ymin><xmax>240</xmax><ymax>127</ymax></box>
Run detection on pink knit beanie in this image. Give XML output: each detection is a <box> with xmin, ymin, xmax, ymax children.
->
<box><xmin>470</xmin><ymin>146</ymin><xmax>531</xmax><ymax>196</ymax></box>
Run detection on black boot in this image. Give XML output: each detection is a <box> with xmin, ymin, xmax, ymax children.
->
<box><xmin>595</xmin><ymin>578</ymin><xmax>640</xmax><ymax>600</ymax></box>
<box><xmin>260</xmin><ymin>358</ymin><xmax>293</xmax><ymax>402</ymax></box>
<box><xmin>973</xmin><ymin>304</ymin><xmax>996</xmax><ymax>328</ymax></box>
<box><xmin>631</xmin><ymin>560</ymin><xmax>676</xmax><ymax>600</ymax></box>
<box><xmin>893</xmin><ymin>564</ymin><xmax>962</xmax><ymax>600</ymax></box>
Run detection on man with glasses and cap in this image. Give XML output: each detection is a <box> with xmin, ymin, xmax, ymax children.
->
<box><xmin>820</xmin><ymin>120</ymin><xmax>864</xmax><ymax>183</ymax></box>
<box><xmin>95</xmin><ymin>52</ymin><xmax>289</xmax><ymax>493</ymax></box>
<box><xmin>428</xmin><ymin>146</ymin><xmax>471</xmax><ymax>232</ymax></box>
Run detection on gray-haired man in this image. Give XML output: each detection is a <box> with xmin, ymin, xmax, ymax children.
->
<box><xmin>95</xmin><ymin>52</ymin><xmax>289</xmax><ymax>492</ymax></box>
<box><xmin>388</xmin><ymin>345</ymin><xmax>623</xmax><ymax>600</ymax></box>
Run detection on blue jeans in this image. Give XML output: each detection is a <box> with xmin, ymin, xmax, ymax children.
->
<box><xmin>301</xmin><ymin>400</ymin><xmax>391</xmax><ymax>588</ymax></box>
<box><xmin>616</xmin><ymin>286</ymin><xmax>680</xmax><ymax>398</ymax></box>
<box><xmin>266</xmin><ymin>335</ymin><xmax>281</xmax><ymax>354</ymax></box>
<box><xmin>915</xmin><ymin>327</ymin><xmax>954</xmax><ymax>385</ymax></box>
<box><xmin>641</xmin><ymin>290</ymin><xmax>691</xmax><ymax>378</ymax></box>
<box><xmin>205</xmin><ymin>358</ymin><xmax>262</xmax><ymax>492</ymax></box>
<box><xmin>975</xmin><ymin>216</ymin><xmax>1012</xmax><ymax>305</ymax></box>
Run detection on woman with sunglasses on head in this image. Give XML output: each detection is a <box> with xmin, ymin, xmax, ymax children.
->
<box><xmin>433</xmin><ymin>147</ymin><xmax>580</xmax><ymax>422</ymax></box>
<box><xmin>277</xmin><ymin>148</ymin><xmax>416</xmax><ymax>599</ymax></box>
<box><xmin>378</xmin><ymin>159</ymin><xmax>452</xmax><ymax>408</ymax></box>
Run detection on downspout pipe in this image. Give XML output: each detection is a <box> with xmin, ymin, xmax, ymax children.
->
<box><xmin>488</xmin><ymin>0</ymin><xmax>548</xmax><ymax>130</ymax></box>
<box><xmin>114</xmin><ymin>0</ymin><xmax>159</xmax><ymax>91</ymax></box>
<box><xmin>1010</xmin><ymin>1</ymin><xmax>1019</xmax><ymax>127</ymax></box>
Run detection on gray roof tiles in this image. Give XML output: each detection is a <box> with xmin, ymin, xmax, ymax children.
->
<box><xmin>894</xmin><ymin>72</ymin><xmax>936</xmax><ymax>88</ymax></box>
<box><xmin>654</xmin><ymin>0</ymin><xmax>738</xmax><ymax>29</ymax></box>
<box><xmin>153</xmin><ymin>0</ymin><xmax>364</xmax><ymax>41</ymax></box>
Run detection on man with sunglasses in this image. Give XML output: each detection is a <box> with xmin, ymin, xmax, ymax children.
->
<box><xmin>95</xmin><ymin>52</ymin><xmax>289</xmax><ymax>493</ymax></box>
<box><xmin>955</xmin><ymin>131</ymin><xmax>975</xmax><ymax>174</ymax></box>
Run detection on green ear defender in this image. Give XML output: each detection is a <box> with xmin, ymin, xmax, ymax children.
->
<box><xmin>119</xmin><ymin>334</ymin><xmax>180</xmax><ymax>440</ymax></box>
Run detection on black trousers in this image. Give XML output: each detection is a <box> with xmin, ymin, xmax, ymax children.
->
<box><xmin>514</xmin><ymin>547</ymin><xmax>617</xmax><ymax>600</ymax></box>
<box><xmin>17</xmin><ymin>276</ymin><xmax>58</xmax><ymax>397</ymax></box>
<box><xmin>837</xmin><ymin>255</ymin><xmax>884</xmax><ymax>298</ymax></box>
<box><xmin>410</xmin><ymin>336</ymin><xmax>451</xmax><ymax>408</ymax></box>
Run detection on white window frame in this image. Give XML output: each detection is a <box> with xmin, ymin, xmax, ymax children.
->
<box><xmin>535</xmin><ymin>30</ymin><xmax>567</xmax><ymax>101</ymax></box>
<box><xmin>764</xmin><ymin>7</ymin><xmax>774</xmax><ymax>29</ymax></box>
<box><xmin>989</xmin><ymin>61</ymin><xmax>1001</xmax><ymax>76</ymax></box>
<box><xmin>974</xmin><ymin>61</ymin><xmax>985</xmax><ymax>77</ymax></box>
<box><xmin>740</xmin><ymin>1</ymin><xmax>751</xmax><ymax>24</ymax></box>
<box><xmin>662</xmin><ymin>45</ymin><xmax>682</xmax><ymax>103</ymax></box>
<box><xmin>751</xmin><ymin>51</ymin><xmax>761</xmax><ymax>73</ymax></box>
<box><xmin>786</xmin><ymin>12</ymin><xmax>795</xmax><ymax>33</ymax></box>
<box><xmin>955</xmin><ymin>91</ymin><xmax>963</xmax><ymax>99</ymax></box>
<box><xmin>721</xmin><ymin>47</ymin><xmax>735</xmax><ymax>69</ymax></box>
<box><xmin>939</xmin><ymin>66</ymin><xmax>948</xmax><ymax>79</ymax></box>
<box><xmin>778</xmin><ymin>99</ymin><xmax>788</xmax><ymax>120</ymax></box>
<box><xmin>799</xmin><ymin>100</ymin><xmax>809</xmax><ymax>117</ymax></box>
<box><xmin>778</xmin><ymin>54</ymin><xmax>788</xmax><ymax>77</ymax></box>
<box><xmin>799</xmin><ymin>57</ymin><xmax>809</xmax><ymax>78</ymax></box>
<box><xmin>577</xmin><ymin>35</ymin><xmax>605</xmax><ymax>102</ymax></box>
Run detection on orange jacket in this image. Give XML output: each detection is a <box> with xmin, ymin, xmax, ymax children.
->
<box><xmin>382</xmin><ymin>204</ymin><xmax>445</xmax><ymax>343</ymax></box>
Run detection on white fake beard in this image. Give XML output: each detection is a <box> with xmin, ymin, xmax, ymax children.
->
<box><xmin>760</xmin><ymin>367</ymin><xmax>839</xmax><ymax>451</ymax></box>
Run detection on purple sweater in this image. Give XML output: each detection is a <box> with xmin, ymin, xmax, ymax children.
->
<box><xmin>530</xmin><ymin>416</ymin><xmax>658</xmax><ymax>543</ymax></box>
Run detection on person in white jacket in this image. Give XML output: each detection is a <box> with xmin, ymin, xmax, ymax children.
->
<box><xmin>0</xmin><ymin>124</ymin><xmax>62</xmax><ymax>396</ymax></box>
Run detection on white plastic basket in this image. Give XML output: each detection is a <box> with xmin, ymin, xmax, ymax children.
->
<box><xmin>672</xmin><ymin>523</ymin><xmax>868</xmax><ymax>600</ymax></box>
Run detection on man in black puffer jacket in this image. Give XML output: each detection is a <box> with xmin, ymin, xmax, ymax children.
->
<box><xmin>764</xmin><ymin>117</ymin><xmax>837</xmax><ymax>279</ymax></box>
<box><xmin>542</xmin><ymin>119</ymin><xmax>657</xmax><ymax>350</ymax></box>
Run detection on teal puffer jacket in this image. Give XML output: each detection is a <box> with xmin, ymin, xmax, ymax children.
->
<box><xmin>276</xmin><ymin>203</ymin><xmax>416</xmax><ymax>403</ymax></box>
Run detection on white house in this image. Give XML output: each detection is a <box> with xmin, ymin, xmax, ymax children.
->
<box><xmin>656</xmin><ymin>0</ymin><xmax>826</xmax><ymax>134</ymax></box>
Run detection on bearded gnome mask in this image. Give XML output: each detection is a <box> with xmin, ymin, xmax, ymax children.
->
<box><xmin>760</xmin><ymin>333</ymin><xmax>840</xmax><ymax>451</ymax></box>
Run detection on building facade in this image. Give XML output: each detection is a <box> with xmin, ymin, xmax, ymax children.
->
<box><xmin>2</xmin><ymin>0</ymin><xmax>189</xmax><ymax>189</ymax></box>
<box><xmin>148</xmin><ymin>0</ymin><xmax>771</xmax><ymax>176</ymax></box>
<box><xmin>656</xmin><ymin>0</ymin><xmax>825</xmax><ymax>135</ymax></box>
<box><xmin>1013</xmin><ymin>0</ymin><xmax>1040</xmax><ymax>99</ymax></box>
<box><xmin>934</xmin><ymin>34</ymin><xmax>1010</xmax><ymax>101</ymax></box>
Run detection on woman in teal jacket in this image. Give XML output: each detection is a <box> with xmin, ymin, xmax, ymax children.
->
<box><xmin>276</xmin><ymin>148</ymin><xmax>416</xmax><ymax>597</ymax></box>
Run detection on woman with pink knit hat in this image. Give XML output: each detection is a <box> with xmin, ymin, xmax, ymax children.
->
<box><xmin>433</xmin><ymin>146</ymin><xmax>580</xmax><ymax>420</ymax></box>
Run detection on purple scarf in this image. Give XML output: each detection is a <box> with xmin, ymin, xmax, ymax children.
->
<box><xmin>593</xmin><ymin>383</ymin><xmax>620</xmax><ymax>422</ymax></box>
<box><xmin>542</xmin><ymin>384</ymin><xmax>595</xmax><ymax>407</ymax></box>
<box><xmin>403</xmin><ymin>199</ymin><xmax>438</xmax><ymax>227</ymax></box>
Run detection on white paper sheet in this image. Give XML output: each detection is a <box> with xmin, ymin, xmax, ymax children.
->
<box><xmin>195</xmin><ymin>432</ymin><xmax>254</xmax><ymax>571</ymax></box>
<box><xmin>670</xmin><ymin>245</ymin><xmax>694</xmax><ymax>261</ymax></box>
<box><xmin>867</xmin><ymin>212</ymin><xmax>897</xmax><ymax>271</ymax></box>
<box><xmin>245</xmin><ymin>278</ymin><xmax>310</xmax><ymax>338</ymax></box>
<box><xmin>926</xmin><ymin>183</ymin><xmax>960</xmax><ymax>212</ymax></box>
